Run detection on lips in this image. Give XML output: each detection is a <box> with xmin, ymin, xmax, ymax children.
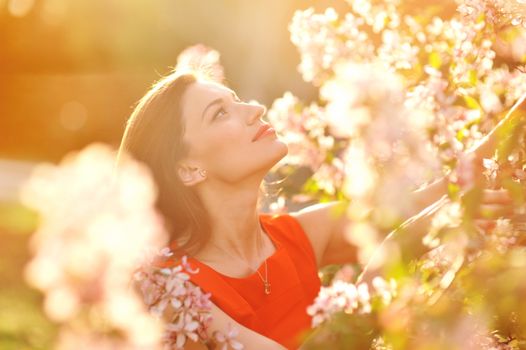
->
<box><xmin>252</xmin><ymin>124</ymin><xmax>273</xmax><ymax>142</ymax></box>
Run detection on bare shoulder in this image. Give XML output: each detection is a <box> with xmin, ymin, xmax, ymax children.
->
<box><xmin>289</xmin><ymin>201</ymin><xmax>348</xmax><ymax>267</ymax></box>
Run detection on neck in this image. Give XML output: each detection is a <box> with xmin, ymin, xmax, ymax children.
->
<box><xmin>194</xmin><ymin>175</ymin><xmax>267</xmax><ymax>264</ymax></box>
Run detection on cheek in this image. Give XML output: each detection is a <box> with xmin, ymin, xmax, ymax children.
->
<box><xmin>202</xmin><ymin>123</ymin><xmax>246</xmax><ymax>159</ymax></box>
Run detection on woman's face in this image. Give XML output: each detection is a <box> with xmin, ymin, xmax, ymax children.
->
<box><xmin>179</xmin><ymin>80</ymin><xmax>288</xmax><ymax>184</ymax></box>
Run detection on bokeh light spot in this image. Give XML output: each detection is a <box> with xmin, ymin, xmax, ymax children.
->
<box><xmin>7</xmin><ymin>0</ymin><xmax>35</xmax><ymax>17</ymax></box>
<box><xmin>59</xmin><ymin>101</ymin><xmax>88</xmax><ymax>131</ymax></box>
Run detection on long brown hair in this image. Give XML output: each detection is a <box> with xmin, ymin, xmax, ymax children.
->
<box><xmin>117</xmin><ymin>70</ymin><xmax>211</xmax><ymax>257</ymax></box>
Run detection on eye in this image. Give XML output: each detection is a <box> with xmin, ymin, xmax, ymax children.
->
<box><xmin>213</xmin><ymin>107</ymin><xmax>227</xmax><ymax>120</ymax></box>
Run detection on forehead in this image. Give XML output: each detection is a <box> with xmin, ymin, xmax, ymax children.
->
<box><xmin>182</xmin><ymin>80</ymin><xmax>233</xmax><ymax>116</ymax></box>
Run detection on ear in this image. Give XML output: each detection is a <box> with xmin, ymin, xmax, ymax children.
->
<box><xmin>177</xmin><ymin>163</ymin><xmax>206</xmax><ymax>187</ymax></box>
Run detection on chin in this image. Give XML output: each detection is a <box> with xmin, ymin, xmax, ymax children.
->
<box><xmin>278</xmin><ymin>140</ymin><xmax>289</xmax><ymax>158</ymax></box>
<box><xmin>237</xmin><ymin>141</ymin><xmax>289</xmax><ymax>178</ymax></box>
<box><xmin>268</xmin><ymin>141</ymin><xmax>288</xmax><ymax>166</ymax></box>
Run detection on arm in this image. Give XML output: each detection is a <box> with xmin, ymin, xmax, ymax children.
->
<box><xmin>292</xmin><ymin>186</ymin><xmax>513</xmax><ymax>269</ymax></box>
<box><xmin>408</xmin><ymin>176</ymin><xmax>448</xmax><ymax>215</ymax></box>
<box><xmin>357</xmin><ymin>195</ymin><xmax>450</xmax><ymax>284</ymax></box>
<box><xmin>466</xmin><ymin>92</ymin><xmax>526</xmax><ymax>160</ymax></box>
<box><xmin>290</xmin><ymin>192</ymin><xmax>449</xmax><ymax>269</ymax></box>
<box><xmin>290</xmin><ymin>192</ymin><xmax>449</xmax><ymax>268</ymax></box>
<box><xmin>291</xmin><ymin>201</ymin><xmax>358</xmax><ymax>268</ymax></box>
<box><xmin>163</xmin><ymin>287</ymin><xmax>287</xmax><ymax>350</ymax></box>
<box><xmin>290</xmin><ymin>94</ymin><xmax>526</xmax><ymax>267</ymax></box>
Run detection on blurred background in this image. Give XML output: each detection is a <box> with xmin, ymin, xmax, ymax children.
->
<box><xmin>0</xmin><ymin>1</ymin><xmax>347</xmax><ymax>348</ymax></box>
<box><xmin>0</xmin><ymin>0</ymin><xmax>358</xmax><ymax>164</ymax></box>
<box><xmin>4</xmin><ymin>0</ymin><xmax>526</xmax><ymax>348</ymax></box>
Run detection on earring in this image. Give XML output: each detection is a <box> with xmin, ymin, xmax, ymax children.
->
<box><xmin>198</xmin><ymin>169</ymin><xmax>207</xmax><ymax>178</ymax></box>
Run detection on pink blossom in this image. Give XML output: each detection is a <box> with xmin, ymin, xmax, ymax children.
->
<box><xmin>307</xmin><ymin>278</ymin><xmax>397</xmax><ymax>327</ymax></box>
<box><xmin>213</xmin><ymin>323</ymin><xmax>245</xmax><ymax>350</ymax></box>
<box><xmin>134</xmin><ymin>251</ymin><xmax>242</xmax><ymax>349</ymax></box>
<box><xmin>20</xmin><ymin>143</ymin><xmax>167</xmax><ymax>348</ymax></box>
<box><xmin>175</xmin><ymin>44</ymin><xmax>225</xmax><ymax>83</ymax></box>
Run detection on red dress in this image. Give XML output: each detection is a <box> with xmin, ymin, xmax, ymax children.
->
<box><xmin>156</xmin><ymin>213</ymin><xmax>321</xmax><ymax>349</ymax></box>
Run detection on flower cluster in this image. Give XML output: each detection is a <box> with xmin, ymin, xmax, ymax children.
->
<box><xmin>266</xmin><ymin>92</ymin><xmax>330</xmax><ymax>172</ymax></box>
<box><xmin>133</xmin><ymin>253</ymin><xmax>212</xmax><ymax>349</ymax></box>
<box><xmin>281</xmin><ymin>0</ymin><xmax>526</xmax><ymax>219</ymax></box>
<box><xmin>284</xmin><ymin>0</ymin><xmax>526</xmax><ymax>178</ymax></box>
<box><xmin>20</xmin><ymin>143</ymin><xmax>168</xmax><ymax>349</ymax></box>
<box><xmin>327</xmin><ymin>62</ymin><xmax>442</xmax><ymax>229</ymax></box>
<box><xmin>289</xmin><ymin>7</ymin><xmax>374</xmax><ymax>85</ymax></box>
<box><xmin>20</xmin><ymin>142</ymin><xmax>245</xmax><ymax>349</ymax></box>
<box><xmin>269</xmin><ymin>61</ymin><xmax>444</xmax><ymax>236</ymax></box>
<box><xmin>307</xmin><ymin>277</ymin><xmax>397</xmax><ymax>328</ymax></box>
<box><xmin>458</xmin><ymin>0</ymin><xmax>526</xmax><ymax>28</ymax></box>
<box><xmin>133</xmin><ymin>251</ymin><xmax>244</xmax><ymax>350</ymax></box>
<box><xmin>280</xmin><ymin>1</ymin><xmax>526</xmax><ymax>348</ymax></box>
<box><xmin>175</xmin><ymin>44</ymin><xmax>225</xmax><ymax>84</ymax></box>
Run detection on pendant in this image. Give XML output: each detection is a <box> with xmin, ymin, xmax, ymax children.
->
<box><xmin>264</xmin><ymin>281</ymin><xmax>271</xmax><ymax>295</ymax></box>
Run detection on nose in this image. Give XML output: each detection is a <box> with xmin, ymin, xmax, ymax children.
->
<box><xmin>245</xmin><ymin>101</ymin><xmax>266</xmax><ymax>125</ymax></box>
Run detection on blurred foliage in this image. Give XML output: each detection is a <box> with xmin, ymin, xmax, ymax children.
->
<box><xmin>0</xmin><ymin>201</ymin><xmax>57</xmax><ymax>349</ymax></box>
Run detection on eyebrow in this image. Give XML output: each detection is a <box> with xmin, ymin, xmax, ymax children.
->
<box><xmin>201</xmin><ymin>90</ymin><xmax>239</xmax><ymax>121</ymax></box>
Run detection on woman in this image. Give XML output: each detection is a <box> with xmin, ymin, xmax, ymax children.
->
<box><xmin>118</xmin><ymin>69</ymin><xmax>516</xmax><ymax>349</ymax></box>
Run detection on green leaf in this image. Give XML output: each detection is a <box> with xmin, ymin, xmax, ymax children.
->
<box><xmin>463</xmin><ymin>95</ymin><xmax>482</xmax><ymax>110</ymax></box>
<box><xmin>456</xmin><ymin>127</ymin><xmax>468</xmax><ymax>142</ymax></box>
<box><xmin>496</xmin><ymin>111</ymin><xmax>526</xmax><ymax>161</ymax></box>
<box><xmin>447</xmin><ymin>182</ymin><xmax>460</xmax><ymax>200</ymax></box>
<box><xmin>429</xmin><ymin>51</ymin><xmax>442</xmax><ymax>69</ymax></box>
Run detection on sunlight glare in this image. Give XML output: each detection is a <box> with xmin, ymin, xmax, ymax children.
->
<box><xmin>7</xmin><ymin>0</ymin><xmax>34</xmax><ymax>17</ymax></box>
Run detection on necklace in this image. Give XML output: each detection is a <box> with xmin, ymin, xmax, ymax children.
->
<box><xmin>211</xmin><ymin>225</ymin><xmax>271</xmax><ymax>295</ymax></box>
